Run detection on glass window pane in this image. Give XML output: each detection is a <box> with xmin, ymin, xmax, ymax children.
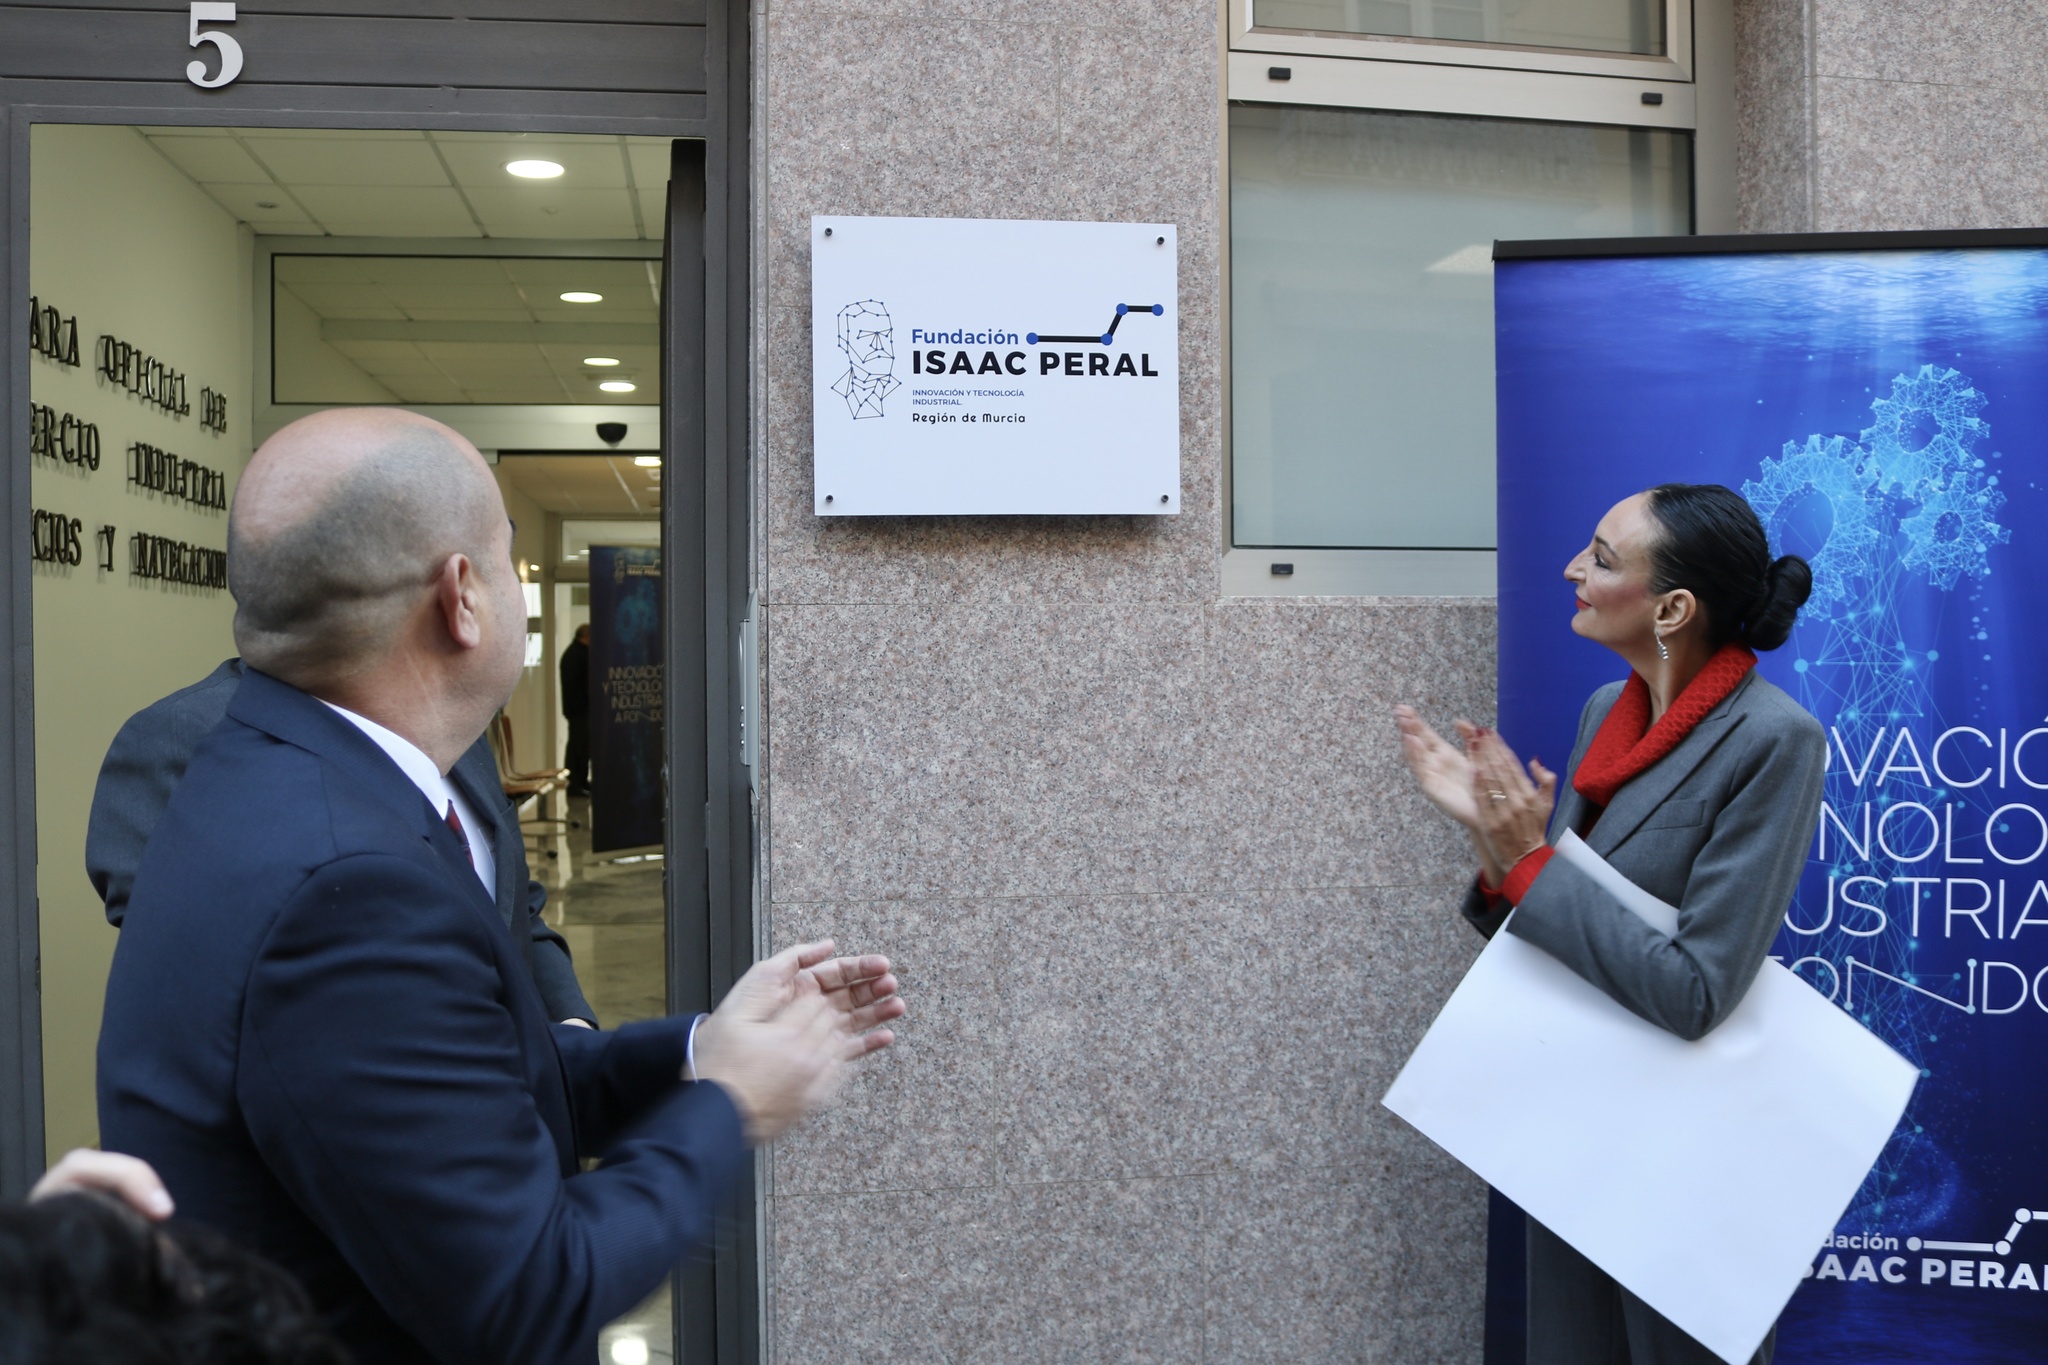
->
<box><xmin>1228</xmin><ymin>106</ymin><xmax>1690</xmax><ymax>549</ymax></box>
<box><xmin>1252</xmin><ymin>0</ymin><xmax>1666</xmax><ymax>57</ymax></box>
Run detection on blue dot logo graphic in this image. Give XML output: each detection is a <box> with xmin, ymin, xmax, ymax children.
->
<box><xmin>1022</xmin><ymin>303</ymin><xmax>1169</xmax><ymax>346</ymax></box>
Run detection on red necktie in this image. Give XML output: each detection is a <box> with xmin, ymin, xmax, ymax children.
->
<box><xmin>444</xmin><ymin>801</ymin><xmax>466</xmax><ymax>844</ymax></box>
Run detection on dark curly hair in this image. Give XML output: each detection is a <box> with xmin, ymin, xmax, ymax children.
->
<box><xmin>0</xmin><ymin>1193</ymin><xmax>346</xmax><ymax>1365</ymax></box>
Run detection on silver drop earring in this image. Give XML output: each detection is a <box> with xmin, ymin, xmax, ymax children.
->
<box><xmin>1655</xmin><ymin>629</ymin><xmax>1669</xmax><ymax>661</ymax></box>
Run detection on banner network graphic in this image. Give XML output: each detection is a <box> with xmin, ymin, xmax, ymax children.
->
<box><xmin>1494</xmin><ymin>245</ymin><xmax>2048</xmax><ymax>1362</ymax></box>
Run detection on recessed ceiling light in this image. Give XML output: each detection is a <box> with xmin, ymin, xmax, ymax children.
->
<box><xmin>599</xmin><ymin>380</ymin><xmax>637</xmax><ymax>393</ymax></box>
<box><xmin>582</xmin><ymin>356</ymin><xmax>621</xmax><ymax>367</ymax></box>
<box><xmin>633</xmin><ymin>455</ymin><xmax>661</xmax><ymax>467</ymax></box>
<box><xmin>560</xmin><ymin>291</ymin><xmax>603</xmax><ymax>304</ymax></box>
<box><xmin>506</xmin><ymin>160</ymin><xmax>565</xmax><ymax>179</ymax></box>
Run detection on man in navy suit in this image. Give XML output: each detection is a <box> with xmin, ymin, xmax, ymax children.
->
<box><xmin>98</xmin><ymin>408</ymin><xmax>903</xmax><ymax>1364</ymax></box>
<box><xmin>86</xmin><ymin>657</ymin><xmax>599</xmax><ymax>1027</ymax></box>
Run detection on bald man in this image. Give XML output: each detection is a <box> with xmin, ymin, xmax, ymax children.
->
<box><xmin>97</xmin><ymin>410</ymin><xmax>903</xmax><ymax>1365</ymax></box>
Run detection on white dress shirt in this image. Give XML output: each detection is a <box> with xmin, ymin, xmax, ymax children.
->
<box><xmin>321</xmin><ymin>702</ymin><xmax>494</xmax><ymax>893</ymax></box>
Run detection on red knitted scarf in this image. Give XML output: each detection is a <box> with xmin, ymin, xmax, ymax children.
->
<box><xmin>1571</xmin><ymin>642</ymin><xmax>1757</xmax><ymax>810</ymax></box>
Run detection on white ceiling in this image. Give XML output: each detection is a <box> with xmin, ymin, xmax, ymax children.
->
<box><xmin>274</xmin><ymin>255</ymin><xmax>662</xmax><ymax>406</ymax></box>
<box><xmin>136</xmin><ymin>128</ymin><xmax>673</xmax><ymax>240</ymax></box>
<box><xmin>127</xmin><ymin>127</ymin><xmax>674</xmax><ymax>406</ymax></box>
<box><xmin>497</xmin><ymin>454</ymin><xmax>661</xmax><ymax>518</ymax></box>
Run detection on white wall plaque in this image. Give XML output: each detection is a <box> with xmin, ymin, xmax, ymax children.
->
<box><xmin>810</xmin><ymin>216</ymin><xmax>1180</xmax><ymax>516</ymax></box>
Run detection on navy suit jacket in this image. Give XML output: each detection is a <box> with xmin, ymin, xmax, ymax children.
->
<box><xmin>98</xmin><ymin>669</ymin><xmax>748</xmax><ymax>1365</ymax></box>
<box><xmin>86</xmin><ymin>658</ymin><xmax>595</xmax><ymax>1024</ymax></box>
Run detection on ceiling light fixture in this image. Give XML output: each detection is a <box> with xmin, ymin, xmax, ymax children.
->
<box><xmin>560</xmin><ymin>291</ymin><xmax>603</xmax><ymax>304</ymax></box>
<box><xmin>633</xmin><ymin>455</ymin><xmax>661</xmax><ymax>468</ymax></box>
<box><xmin>599</xmin><ymin>380</ymin><xmax>637</xmax><ymax>393</ymax></box>
<box><xmin>506</xmin><ymin>159</ymin><xmax>565</xmax><ymax>179</ymax></box>
<box><xmin>582</xmin><ymin>356</ymin><xmax>621</xmax><ymax>367</ymax></box>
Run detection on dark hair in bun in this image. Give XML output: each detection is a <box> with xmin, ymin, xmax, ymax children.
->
<box><xmin>1642</xmin><ymin>483</ymin><xmax>1812</xmax><ymax>652</ymax></box>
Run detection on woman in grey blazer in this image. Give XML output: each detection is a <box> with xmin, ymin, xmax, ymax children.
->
<box><xmin>1397</xmin><ymin>483</ymin><xmax>1828</xmax><ymax>1365</ymax></box>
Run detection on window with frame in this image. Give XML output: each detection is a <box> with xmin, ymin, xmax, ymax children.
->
<box><xmin>1253</xmin><ymin>0</ymin><xmax>1666</xmax><ymax>58</ymax></box>
<box><xmin>1225</xmin><ymin>0</ymin><xmax>1717</xmax><ymax>595</ymax></box>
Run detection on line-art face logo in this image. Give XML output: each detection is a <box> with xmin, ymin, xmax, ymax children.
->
<box><xmin>832</xmin><ymin>300</ymin><xmax>901</xmax><ymax>419</ymax></box>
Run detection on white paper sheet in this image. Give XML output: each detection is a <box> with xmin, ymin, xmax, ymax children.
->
<box><xmin>1383</xmin><ymin>832</ymin><xmax>1919</xmax><ymax>1365</ymax></box>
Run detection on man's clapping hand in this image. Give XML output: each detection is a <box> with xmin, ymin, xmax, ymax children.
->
<box><xmin>691</xmin><ymin>940</ymin><xmax>904</xmax><ymax>1143</ymax></box>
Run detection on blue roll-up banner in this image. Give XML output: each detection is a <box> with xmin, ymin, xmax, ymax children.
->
<box><xmin>587</xmin><ymin>545</ymin><xmax>662</xmax><ymax>854</ymax></box>
<box><xmin>1492</xmin><ymin>239</ymin><xmax>2048</xmax><ymax>1360</ymax></box>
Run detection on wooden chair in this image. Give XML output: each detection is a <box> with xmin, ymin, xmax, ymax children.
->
<box><xmin>494</xmin><ymin>711</ymin><xmax>570</xmax><ymax>785</ymax></box>
<box><xmin>489</xmin><ymin>713</ymin><xmax>572</xmax><ymax>884</ymax></box>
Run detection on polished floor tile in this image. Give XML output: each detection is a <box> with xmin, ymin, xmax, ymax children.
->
<box><xmin>543</xmin><ymin>793</ymin><xmax>667</xmax><ymax>1028</ymax></box>
<box><xmin>538</xmin><ymin>794</ymin><xmax>674</xmax><ymax>1357</ymax></box>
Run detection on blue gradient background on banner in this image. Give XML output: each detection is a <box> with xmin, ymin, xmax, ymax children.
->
<box><xmin>1494</xmin><ymin>247</ymin><xmax>2048</xmax><ymax>1361</ymax></box>
<box><xmin>587</xmin><ymin>544</ymin><xmax>663</xmax><ymax>854</ymax></box>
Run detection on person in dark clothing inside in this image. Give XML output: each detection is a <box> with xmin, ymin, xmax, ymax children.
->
<box><xmin>559</xmin><ymin>623</ymin><xmax>591</xmax><ymax>796</ymax></box>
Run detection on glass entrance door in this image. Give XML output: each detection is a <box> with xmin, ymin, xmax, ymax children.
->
<box><xmin>26</xmin><ymin>121</ymin><xmax>688</xmax><ymax>1363</ymax></box>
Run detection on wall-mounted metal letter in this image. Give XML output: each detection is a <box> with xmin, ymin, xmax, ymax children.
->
<box><xmin>31</xmin><ymin>509</ymin><xmax>85</xmax><ymax>566</ymax></box>
<box><xmin>96</xmin><ymin>526</ymin><xmax>117</xmax><ymax>572</ymax></box>
<box><xmin>200</xmin><ymin>387</ymin><xmax>229</xmax><ymax>434</ymax></box>
<box><xmin>128</xmin><ymin>442</ymin><xmax>226</xmax><ymax>510</ymax></box>
<box><xmin>129</xmin><ymin>530</ymin><xmax>226</xmax><ymax>589</ymax></box>
<box><xmin>31</xmin><ymin>407</ymin><xmax>101</xmax><ymax>470</ymax></box>
<box><xmin>28</xmin><ymin>297</ymin><xmax>80</xmax><ymax>367</ymax></box>
<box><xmin>97</xmin><ymin>335</ymin><xmax>195</xmax><ymax>418</ymax></box>
<box><xmin>187</xmin><ymin>3</ymin><xmax>244</xmax><ymax>89</ymax></box>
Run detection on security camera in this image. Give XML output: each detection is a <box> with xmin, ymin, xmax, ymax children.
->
<box><xmin>596</xmin><ymin>422</ymin><xmax>628</xmax><ymax>445</ymax></box>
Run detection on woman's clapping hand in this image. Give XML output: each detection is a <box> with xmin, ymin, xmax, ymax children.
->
<box><xmin>1395</xmin><ymin>706</ymin><xmax>1558</xmax><ymax>888</ymax></box>
<box><xmin>1466</xmin><ymin>727</ymin><xmax>1557</xmax><ymax>873</ymax></box>
<box><xmin>1394</xmin><ymin>705</ymin><xmax>1484</xmax><ymax>827</ymax></box>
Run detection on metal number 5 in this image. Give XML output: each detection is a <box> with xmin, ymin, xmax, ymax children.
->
<box><xmin>186</xmin><ymin>3</ymin><xmax>243</xmax><ymax>89</ymax></box>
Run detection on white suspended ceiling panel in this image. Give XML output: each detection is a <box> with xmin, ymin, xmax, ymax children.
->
<box><xmin>135</xmin><ymin>128</ymin><xmax>674</xmax><ymax>241</ymax></box>
<box><xmin>255</xmin><ymin>404</ymin><xmax>659</xmax><ymax>450</ymax></box>
<box><xmin>272</xmin><ymin>255</ymin><xmax>661</xmax><ymax>406</ymax></box>
<box><xmin>497</xmin><ymin>457</ymin><xmax>664</xmax><ymax>520</ymax></box>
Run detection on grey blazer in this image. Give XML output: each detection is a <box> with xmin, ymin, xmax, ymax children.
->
<box><xmin>1463</xmin><ymin>670</ymin><xmax>1826</xmax><ymax>1041</ymax></box>
<box><xmin>86</xmin><ymin>658</ymin><xmax>597</xmax><ymax>1025</ymax></box>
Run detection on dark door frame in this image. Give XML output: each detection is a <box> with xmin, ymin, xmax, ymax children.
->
<box><xmin>663</xmin><ymin>132</ymin><xmax>760</xmax><ymax>1365</ymax></box>
<box><xmin>0</xmin><ymin>4</ymin><xmax>756</xmax><ymax>1362</ymax></box>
